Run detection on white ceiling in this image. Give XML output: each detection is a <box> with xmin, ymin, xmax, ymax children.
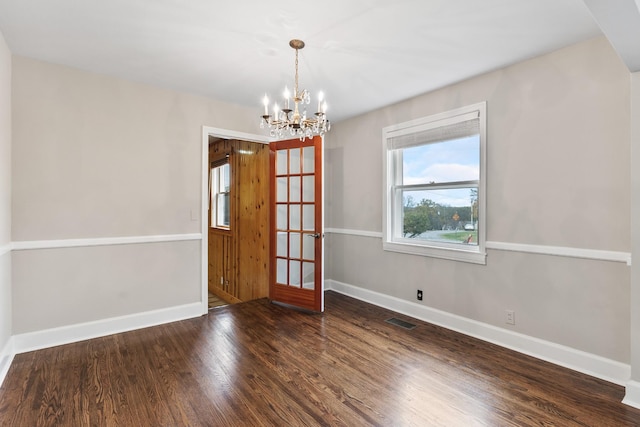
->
<box><xmin>0</xmin><ymin>0</ymin><xmax>638</xmax><ymax>123</ymax></box>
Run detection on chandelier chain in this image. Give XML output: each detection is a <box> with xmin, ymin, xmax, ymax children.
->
<box><xmin>294</xmin><ymin>48</ymin><xmax>299</xmax><ymax>100</ymax></box>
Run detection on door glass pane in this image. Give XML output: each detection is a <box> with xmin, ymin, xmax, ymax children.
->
<box><xmin>277</xmin><ymin>258</ymin><xmax>288</xmax><ymax>284</ymax></box>
<box><xmin>277</xmin><ymin>177</ymin><xmax>288</xmax><ymax>202</ymax></box>
<box><xmin>276</xmin><ymin>150</ymin><xmax>287</xmax><ymax>174</ymax></box>
<box><xmin>302</xmin><ymin>176</ymin><xmax>314</xmax><ymax>202</ymax></box>
<box><xmin>289</xmin><ymin>176</ymin><xmax>301</xmax><ymax>202</ymax></box>
<box><xmin>302</xmin><ymin>205</ymin><xmax>314</xmax><ymax>231</ymax></box>
<box><xmin>302</xmin><ymin>235</ymin><xmax>315</xmax><ymax>260</ymax></box>
<box><xmin>289</xmin><ymin>148</ymin><xmax>301</xmax><ymax>174</ymax></box>
<box><xmin>289</xmin><ymin>204</ymin><xmax>301</xmax><ymax>230</ymax></box>
<box><xmin>302</xmin><ymin>146</ymin><xmax>314</xmax><ymax>173</ymax></box>
<box><xmin>302</xmin><ymin>262</ymin><xmax>314</xmax><ymax>289</ymax></box>
<box><xmin>277</xmin><ymin>232</ymin><xmax>288</xmax><ymax>257</ymax></box>
<box><xmin>289</xmin><ymin>232</ymin><xmax>300</xmax><ymax>258</ymax></box>
<box><xmin>277</xmin><ymin>205</ymin><xmax>288</xmax><ymax>230</ymax></box>
<box><xmin>289</xmin><ymin>260</ymin><xmax>301</xmax><ymax>287</ymax></box>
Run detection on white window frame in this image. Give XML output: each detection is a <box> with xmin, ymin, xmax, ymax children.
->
<box><xmin>382</xmin><ymin>102</ymin><xmax>487</xmax><ymax>264</ymax></box>
<box><xmin>210</xmin><ymin>160</ymin><xmax>230</xmax><ymax>230</ymax></box>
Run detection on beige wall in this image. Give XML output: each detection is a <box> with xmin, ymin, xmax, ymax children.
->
<box><xmin>0</xmin><ymin>30</ymin><xmax>11</xmax><ymax>364</ymax></box>
<box><xmin>631</xmin><ymin>71</ymin><xmax>640</xmax><ymax>380</ymax></box>
<box><xmin>325</xmin><ymin>36</ymin><xmax>631</xmax><ymax>362</ymax></box>
<box><xmin>12</xmin><ymin>56</ymin><xmax>259</xmax><ymax>241</ymax></box>
<box><xmin>11</xmin><ymin>56</ymin><xmax>259</xmax><ymax>333</ymax></box>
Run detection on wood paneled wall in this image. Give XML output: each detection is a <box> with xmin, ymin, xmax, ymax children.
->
<box><xmin>208</xmin><ymin>138</ymin><xmax>270</xmax><ymax>303</ymax></box>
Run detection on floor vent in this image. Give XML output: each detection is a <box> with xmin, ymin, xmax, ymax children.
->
<box><xmin>385</xmin><ymin>317</ymin><xmax>417</xmax><ymax>330</ymax></box>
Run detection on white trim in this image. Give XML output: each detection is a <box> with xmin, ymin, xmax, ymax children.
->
<box><xmin>623</xmin><ymin>380</ymin><xmax>640</xmax><ymax>409</ymax></box>
<box><xmin>325</xmin><ymin>227</ymin><xmax>383</xmax><ymax>239</ymax></box>
<box><xmin>0</xmin><ymin>337</ymin><xmax>15</xmax><ymax>389</ymax></box>
<box><xmin>201</xmin><ymin>126</ymin><xmax>270</xmax><ymax>315</ymax></box>
<box><xmin>324</xmin><ymin>227</ymin><xmax>632</xmax><ymax>265</ymax></box>
<box><xmin>0</xmin><ymin>243</ymin><xmax>10</xmax><ymax>257</ymax></box>
<box><xmin>325</xmin><ymin>279</ymin><xmax>630</xmax><ymax>386</ymax></box>
<box><xmin>12</xmin><ymin>302</ymin><xmax>203</xmax><ymax>354</ymax></box>
<box><xmin>11</xmin><ymin>233</ymin><xmax>201</xmax><ymax>251</ymax></box>
<box><xmin>384</xmin><ymin>240</ymin><xmax>487</xmax><ymax>264</ymax></box>
<box><xmin>486</xmin><ymin>241</ymin><xmax>632</xmax><ymax>265</ymax></box>
<box><xmin>203</xmin><ymin>126</ymin><xmax>271</xmax><ymax>145</ymax></box>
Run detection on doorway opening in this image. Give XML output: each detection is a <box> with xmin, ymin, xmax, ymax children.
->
<box><xmin>200</xmin><ymin>127</ymin><xmax>325</xmax><ymax>314</ymax></box>
<box><xmin>200</xmin><ymin>127</ymin><xmax>270</xmax><ymax>313</ymax></box>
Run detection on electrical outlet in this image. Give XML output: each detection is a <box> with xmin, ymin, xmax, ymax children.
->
<box><xmin>417</xmin><ymin>290</ymin><xmax>423</xmax><ymax>301</ymax></box>
<box><xmin>506</xmin><ymin>310</ymin><xmax>515</xmax><ymax>325</ymax></box>
<box><xmin>220</xmin><ymin>276</ymin><xmax>224</xmax><ymax>285</ymax></box>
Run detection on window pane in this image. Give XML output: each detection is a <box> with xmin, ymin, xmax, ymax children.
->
<box><xmin>302</xmin><ymin>176</ymin><xmax>314</xmax><ymax>202</ymax></box>
<box><xmin>289</xmin><ymin>260</ymin><xmax>301</xmax><ymax>287</ymax></box>
<box><xmin>302</xmin><ymin>262</ymin><xmax>314</xmax><ymax>289</ymax></box>
<box><xmin>302</xmin><ymin>234</ymin><xmax>315</xmax><ymax>260</ymax></box>
<box><xmin>302</xmin><ymin>146</ymin><xmax>315</xmax><ymax>173</ymax></box>
<box><xmin>277</xmin><ymin>258</ymin><xmax>287</xmax><ymax>284</ymax></box>
<box><xmin>289</xmin><ymin>176</ymin><xmax>301</xmax><ymax>202</ymax></box>
<box><xmin>290</xmin><ymin>148</ymin><xmax>301</xmax><ymax>174</ymax></box>
<box><xmin>219</xmin><ymin>164</ymin><xmax>230</xmax><ymax>192</ymax></box>
<box><xmin>289</xmin><ymin>232</ymin><xmax>301</xmax><ymax>258</ymax></box>
<box><xmin>402</xmin><ymin>136</ymin><xmax>479</xmax><ymax>185</ymax></box>
<box><xmin>277</xmin><ymin>231</ymin><xmax>288</xmax><ymax>257</ymax></box>
<box><xmin>401</xmin><ymin>188</ymin><xmax>478</xmax><ymax>246</ymax></box>
<box><xmin>302</xmin><ymin>205</ymin><xmax>314</xmax><ymax>231</ymax></box>
<box><xmin>277</xmin><ymin>204</ymin><xmax>288</xmax><ymax>230</ymax></box>
<box><xmin>289</xmin><ymin>204</ymin><xmax>301</xmax><ymax>230</ymax></box>
<box><xmin>277</xmin><ymin>177</ymin><xmax>288</xmax><ymax>202</ymax></box>
<box><xmin>216</xmin><ymin>193</ymin><xmax>230</xmax><ymax>227</ymax></box>
<box><xmin>276</xmin><ymin>150</ymin><xmax>287</xmax><ymax>174</ymax></box>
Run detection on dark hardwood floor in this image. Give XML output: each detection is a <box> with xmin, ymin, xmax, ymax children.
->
<box><xmin>1</xmin><ymin>291</ymin><xmax>639</xmax><ymax>426</ymax></box>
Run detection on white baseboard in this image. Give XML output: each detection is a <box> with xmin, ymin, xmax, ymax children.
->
<box><xmin>12</xmin><ymin>302</ymin><xmax>203</xmax><ymax>354</ymax></box>
<box><xmin>0</xmin><ymin>337</ymin><xmax>15</xmax><ymax>389</ymax></box>
<box><xmin>623</xmin><ymin>380</ymin><xmax>640</xmax><ymax>409</ymax></box>
<box><xmin>325</xmin><ymin>279</ymin><xmax>630</xmax><ymax>386</ymax></box>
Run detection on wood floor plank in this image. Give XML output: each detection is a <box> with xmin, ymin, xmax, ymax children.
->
<box><xmin>1</xmin><ymin>291</ymin><xmax>639</xmax><ymax>426</ymax></box>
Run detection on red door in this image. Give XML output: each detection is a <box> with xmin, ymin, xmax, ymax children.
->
<box><xmin>269</xmin><ymin>136</ymin><xmax>323</xmax><ymax>312</ymax></box>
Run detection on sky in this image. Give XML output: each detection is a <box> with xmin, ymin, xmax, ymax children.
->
<box><xmin>402</xmin><ymin>135</ymin><xmax>479</xmax><ymax>207</ymax></box>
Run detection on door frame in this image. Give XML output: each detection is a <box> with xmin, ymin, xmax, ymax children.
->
<box><xmin>200</xmin><ymin>126</ymin><xmax>270</xmax><ymax>314</ymax></box>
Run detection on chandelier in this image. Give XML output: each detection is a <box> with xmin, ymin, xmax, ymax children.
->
<box><xmin>260</xmin><ymin>39</ymin><xmax>330</xmax><ymax>140</ymax></box>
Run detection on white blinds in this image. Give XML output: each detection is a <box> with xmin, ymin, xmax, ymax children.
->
<box><xmin>388</xmin><ymin>110</ymin><xmax>480</xmax><ymax>150</ymax></box>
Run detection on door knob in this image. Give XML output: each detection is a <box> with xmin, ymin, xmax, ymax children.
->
<box><xmin>307</xmin><ymin>233</ymin><xmax>321</xmax><ymax>239</ymax></box>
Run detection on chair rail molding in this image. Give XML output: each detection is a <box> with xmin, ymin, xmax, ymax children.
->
<box><xmin>324</xmin><ymin>228</ymin><xmax>631</xmax><ymax>265</ymax></box>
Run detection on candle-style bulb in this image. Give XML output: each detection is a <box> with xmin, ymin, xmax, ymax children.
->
<box><xmin>317</xmin><ymin>91</ymin><xmax>324</xmax><ymax>112</ymax></box>
<box><xmin>263</xmin><ymin>94</ymin><xmax>269</xmax><ymax>115</ymax></box>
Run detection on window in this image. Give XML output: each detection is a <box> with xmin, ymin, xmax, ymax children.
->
<box><xmin>210</xmin><ymin>159</ymin><xmax>230</xmax><ymax>229</ymax></box>
<box><xmin>382</xmin><ymin>102</ymin><xmax>486</xmax><ymax>264</ymax></box>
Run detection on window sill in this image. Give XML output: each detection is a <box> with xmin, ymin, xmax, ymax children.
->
<box><xmin>383</xmin><ymin>240</ymin><xmax>487</xmax><ymax>265</ymax></box>
<box><xmin>210</xmin><ymin>227</ymin><xmax>232</xmax><ymax>235</ymax></box>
